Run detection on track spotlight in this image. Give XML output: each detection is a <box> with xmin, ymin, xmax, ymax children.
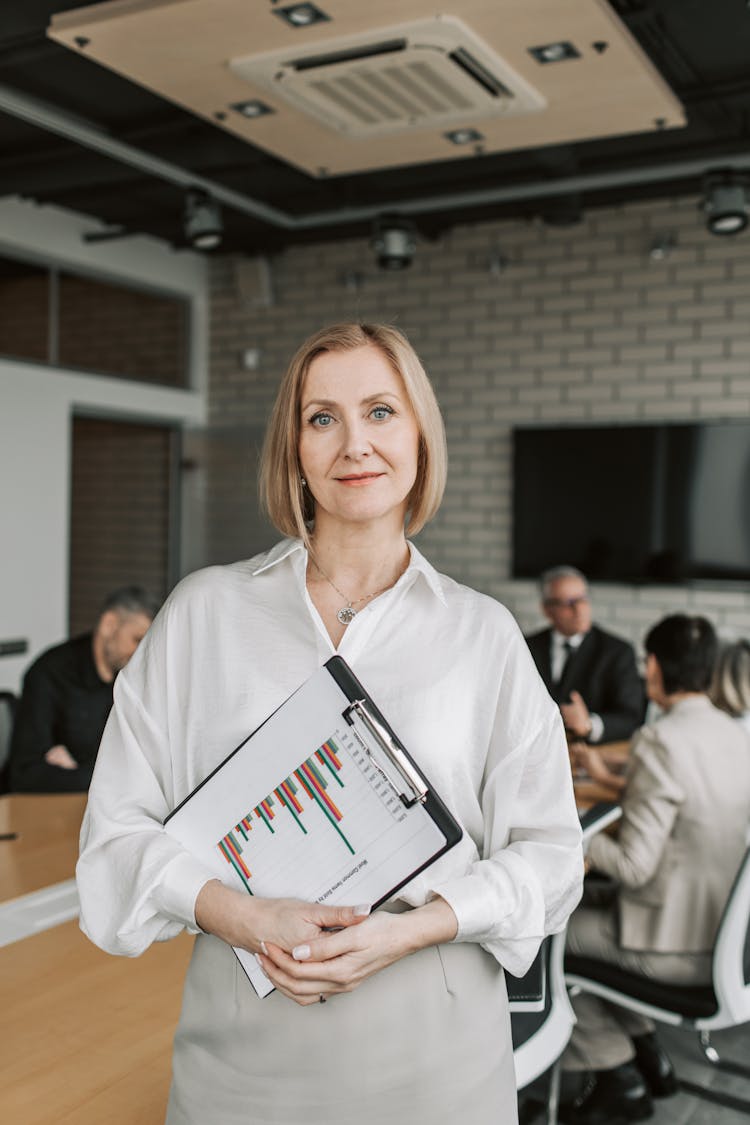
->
<box><xmin>184</xmin><ymin>189</ymin><xmax>223</xmax><ymax>250</ymax></box>
<box><xmin>371</xmin><ymin>215</ymin><xmax>417</xmax><ymax>270</ymax></box>
<box><xmin>702</xmin><ymin>171</ymin><xmax>749</xmax><ymax>236</ymax></box>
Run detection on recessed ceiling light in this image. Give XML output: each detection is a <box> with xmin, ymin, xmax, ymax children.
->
<box><xmin>444</xmin><ymin>128</ymin><xmax>484</xmax><ymax>146</ymax></box>
<box><xmin>230</xmin><ymin>99</ymin><xmax>275</xmax><ymax>119</ymax></box>
<box><xmin>273</xmin><ymin>3</ymin><xmax>330</xmax><ymax>29</ymax></box>
<box><xmin>528</xmin><ymin>41</ymin><xmax>581</xmax><ymax>64</ymax></box>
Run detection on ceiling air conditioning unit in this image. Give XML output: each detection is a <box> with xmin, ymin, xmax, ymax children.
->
<box><xmin>229</xmin><ymin>16</ymin><xmax>546</xmax><ymax>140</ymax></box>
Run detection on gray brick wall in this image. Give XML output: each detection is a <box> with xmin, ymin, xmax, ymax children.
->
<box><xmin>206</xmin><ymin>193</ymin><xmax>750</xmax><ymax>649</ymax></box>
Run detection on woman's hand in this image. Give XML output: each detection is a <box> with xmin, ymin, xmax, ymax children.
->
<box><xmin>571</xmin><ymin>743</ymin><xmax>626</xmax><ymax>790</ymax></box>
<box><xmin>257</xmin><ymin>897</ymin><xmax>458</xmax><ymax>1006</ymax></box>
<box><xmin>194</xmin><ymin>879</ymin><xmax>369</xmax><ymax>956</ymax></box>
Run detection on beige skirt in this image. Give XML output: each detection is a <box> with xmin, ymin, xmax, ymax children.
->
<box><xmin>166</xmin><ymin>931</ymin><xmax>517</xmax><ymax>1125</ymax></box>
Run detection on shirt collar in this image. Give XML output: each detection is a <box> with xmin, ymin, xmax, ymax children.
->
<box><xmin>250</xmin><ymin>537</ymin><xmax>303</xmax><ymax>575</ymax></box>
<box><xmin>665</xmin><ymin>694</ymin><xmax>712</xmax><ymax>715</ymax></box>
<box><xmin>552</xmin><ymin>629</ymin><xmax>586</xmax><ymax>649</ymax></box>
<box><xmin>403</xmin><ymin>541</ymin><xmax>448</xmax><ymax>605</ymax></box>
<box><xmin>250</xmin><ymin>537</ymin><xmax>447</xmax><ymax>606</ymax></box>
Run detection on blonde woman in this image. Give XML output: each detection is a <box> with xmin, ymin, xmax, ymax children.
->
<box><xmin>711</xmin><ymin>639</ymin><xmax>750</xmax><ymax>734</ymax></box>
<box><xmin>77</xmin><ymin>324</ymin><xmax>583</xmax><ymax>1125</ymax></box>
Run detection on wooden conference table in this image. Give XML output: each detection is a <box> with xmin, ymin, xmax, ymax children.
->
<box><xmin>0</xmin><ymin>794</ymin><xmax>192</xmax><ymax>1125</ymax></box>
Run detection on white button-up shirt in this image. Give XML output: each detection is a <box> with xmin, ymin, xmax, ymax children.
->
<box><xmin>77</xmin><ymin>539</ymin><xmax>583</xmax><ymax>976</ymax></box>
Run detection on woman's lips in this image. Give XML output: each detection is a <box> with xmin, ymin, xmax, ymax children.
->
<box><xmin>336</xmin><ymin>473</ymin><xmax>383</xmax><ymax>486</ymax></box>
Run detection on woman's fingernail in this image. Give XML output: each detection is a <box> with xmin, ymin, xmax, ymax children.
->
<box><xmin>292</xmin><ymin>943</ymin><xmax>311</xmax><ymax>960</ymax></box>
<box><xmin>354</xmin><ymin>904</ymin><xmax>371</xmax><ymax>916</ymax></box>
<box><xmin>260</xmin><ymin>940</ymin><xmax>268</xmax><ymax>956</ymax></box>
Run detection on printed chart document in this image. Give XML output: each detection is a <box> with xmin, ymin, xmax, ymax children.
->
<box><xmin>164</xmin><ymin>656</ymin><xmax>462</xmax><ymax>996</ymax></box>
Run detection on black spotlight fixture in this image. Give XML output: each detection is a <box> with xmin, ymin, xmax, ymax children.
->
<box><xmin>702</xmin><ymin>171</ymin><xmax>749</xmax><ymax>236</ymax></box>
<box><xmin>184</xmin><ymin>189</ymin><xmax>223</xmax><ymax>250</ymax></box>
<box><xmin>371</xmin><ymin>215</ymin><xmax>417</xmax><ymax>270</ymax></box>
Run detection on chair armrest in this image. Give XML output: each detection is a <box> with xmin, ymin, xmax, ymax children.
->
<box><xmin>580</xmin><ymin>801</ymin><xmax>622</xmax><ymax>851</ymax></box>
<box><xmin>507</xmin><ymin>943</ymin><xmax>546</xmax><ymax>1012</ymax></box>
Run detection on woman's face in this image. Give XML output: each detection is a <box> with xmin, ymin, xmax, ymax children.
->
<box><xmin>645</xmin><ymin>652</ymin><xmax>666</xmax><ymax>706</ymax></box>
<box><xmin>298</xmin><ymin>344</ymin><xmax>420</xmax><ymax>535</ymax></box>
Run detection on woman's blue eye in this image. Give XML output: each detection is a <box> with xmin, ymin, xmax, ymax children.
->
<box><xmin>371</xmin><ymin>405</ymin><xmax>393</xmax><ymax>421</ymax></box>
<box><xmin>311</xmin><ymin>412</ymin><xmax>333</xmax><ymax>427</ymax></box>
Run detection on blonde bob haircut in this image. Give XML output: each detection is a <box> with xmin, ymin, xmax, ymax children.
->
<box><xmin>259</xmin><ymin>323</ymin><xmax>447</xmax><ymax>544</ymax></box>
<box><xmin>711</xmin><ymin>640</ymin><xmax>750</xmax><ymax>718</ymax></box>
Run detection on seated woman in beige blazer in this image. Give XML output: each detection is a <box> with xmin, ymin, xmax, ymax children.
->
<box><xmin>559</xmin><ymin>614</ymin><xmax>750</xmax><ymax>1125</ymax></box>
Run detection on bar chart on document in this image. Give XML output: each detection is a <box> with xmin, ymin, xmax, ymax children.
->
<box><xmin>216</xmin><ymin>723</ymin><xmax>432</xmax><ymax>907</ymax></box>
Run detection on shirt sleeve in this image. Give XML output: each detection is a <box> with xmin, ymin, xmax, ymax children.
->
<box><xmin>586</xmin><ymin>725</ymin><xmax>683</xmax><ymax>888</ymax></box>
<box><xmin>587</xmin><ymin>712</ymin><xmax>605</xmax><ymax>744</ymax></box>
<box><xmin>76</xmin><ymin>605</ymin><xmax>218</xmax><ymax>957</ymax></box>
<box><xmin>427</xmin><ymin>631</ymin><xmax>584</xmax><ymax>977</ymax></box>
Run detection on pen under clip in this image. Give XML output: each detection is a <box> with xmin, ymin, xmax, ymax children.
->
<box><xmin>343</xmin><ymin>698</ymin><xmax>427</xmax><ymax>807</ymax></box>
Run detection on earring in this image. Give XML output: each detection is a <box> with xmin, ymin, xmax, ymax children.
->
<box><xmin>300</xmin><ymin>476</ymin><xmax>307</xmax><ymax>488</ymax></box>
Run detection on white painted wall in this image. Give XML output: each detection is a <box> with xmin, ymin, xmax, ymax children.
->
<box><xmin>0</xmin><ymin>198</ymin><xmax>209</xmax><ymax>690</ymax></box>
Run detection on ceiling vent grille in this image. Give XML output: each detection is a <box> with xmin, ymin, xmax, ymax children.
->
<box><xmin>230</xmin><ymin>16</ymin><xmax>546</xmax><ymax>138</ymax></box>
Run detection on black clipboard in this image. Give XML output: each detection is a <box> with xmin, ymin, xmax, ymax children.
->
<box><xmin>325</xmin><ymin>656</ymin><xmax>462</xmax><ymax>865</ymax></box>
<box><xmin>164</xmin><ymin>655</ymin><xmax>462</xmax><ymax>995</ymax></box>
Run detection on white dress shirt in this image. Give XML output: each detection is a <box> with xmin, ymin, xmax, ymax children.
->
<box><xmin>77</xmin><ymin>539</ymin><xmax>583</xmax><ymax>977</ymax></box>
<box><xmin>551</xmin><ymin>630</ymin><xmax>583</xmax><ymax>682</ymax></box>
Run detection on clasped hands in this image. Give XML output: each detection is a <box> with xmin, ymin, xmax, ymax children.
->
<box><xmin>195</xmin><ymin>880</ymin><xmax>457</xmax><ymax>1007</ymax></box>
<box><xmin>259</xmin><ymin>907</ymin><xmax>409</xmax><ymax>1006</ymax></box>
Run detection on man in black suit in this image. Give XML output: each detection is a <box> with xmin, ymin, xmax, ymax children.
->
<box><xmin>525</xmin><ymin>566</ymin><xmax>644</xmax><ymax>744</ymax></box>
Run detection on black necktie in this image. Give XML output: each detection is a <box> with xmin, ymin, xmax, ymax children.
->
<box><xmin>557</xmin><ymin>640</ymin><xmax>575</xmax><ymax>685</ymax></box>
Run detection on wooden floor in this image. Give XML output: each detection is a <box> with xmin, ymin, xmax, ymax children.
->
<box><xmin>0</xmin><ymin>920</ymin><xmax>193</xmax><ymax>1125</ymax></box>
<box><xmin>0</xmin><ymin>793</ymin><xmax>194</xmax><ymax>1125</ymax></box>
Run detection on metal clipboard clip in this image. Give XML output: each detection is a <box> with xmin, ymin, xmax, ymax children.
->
<box><xmin>343</xmin><ymin>698</ymin><xmax>427</xmax><ymax>808</ymax></box>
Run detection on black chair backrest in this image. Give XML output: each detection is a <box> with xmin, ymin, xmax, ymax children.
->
<box><xmin>0</xmin><ymin>691</ymin><xmax>18</xmax><ymax>793</ymax></box>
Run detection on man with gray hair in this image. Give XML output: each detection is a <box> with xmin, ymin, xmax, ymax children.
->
<box><xmin>9</xmin><ymin>586</ymin><xmax>160</xmax><ymax>792</ymax></box>
<box><xmin>525</xmin><ymin>566</ymin><xmax>644</xmax><ymax>744</ymax></box>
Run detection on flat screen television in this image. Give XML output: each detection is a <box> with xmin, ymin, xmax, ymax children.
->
<box><xmin>512</xmin><ymin>422</ymin><xmax>750</xmax><ymax>584</ymax></box>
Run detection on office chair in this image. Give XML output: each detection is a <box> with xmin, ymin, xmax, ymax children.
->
<box><xmin>566</xmin><ymin>843</ymin><xmax>750</xmax><ymax>1114</ymax></box>
<box><xmin>0</xmin><ymin>690</ymin><xmax>17</xmax><ymax>793</ymax></box>
<box><xmin>512</xmin><ymin>801</ymin><xmax>623</xmax><ymax>1125</ymax></box>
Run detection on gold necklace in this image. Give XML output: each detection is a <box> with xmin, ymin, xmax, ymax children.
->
<box><xmin>310</xmin><ymin>557</ymin><xmax>395</xmax><ymax>626</ymax></box>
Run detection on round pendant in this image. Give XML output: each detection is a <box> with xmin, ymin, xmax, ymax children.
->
<box><xmin>337</xmin><ymin>605</ymin><xmax>357</xmax><ymax>626</ymax></box>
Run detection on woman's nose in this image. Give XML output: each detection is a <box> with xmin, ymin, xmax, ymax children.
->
<box><xmin>341</xmin><ymin>417</ymin><xmax>372</xmax><ymax>460</ymax></box>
